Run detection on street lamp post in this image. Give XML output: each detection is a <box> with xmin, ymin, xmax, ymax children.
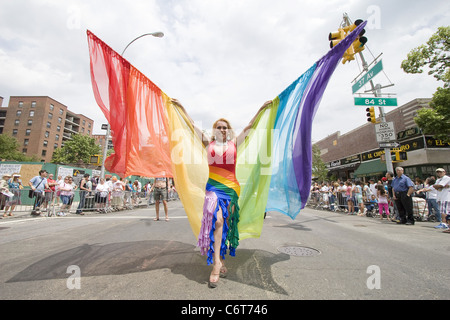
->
<box><xmin>121</xmin><ymin>32</ymin><xmax>164</xmax><ymax>56</ymax></box>
<box><xmin>100</xmin><ymin>123</ymin><xmax>110</xmax><ymax>179</ymax></box>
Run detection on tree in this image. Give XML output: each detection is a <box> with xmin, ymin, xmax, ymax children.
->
<box><xmin>414</xmin><ymin>87</ymin><xmax>450</xmax><ymax>142</ymax></box>
<box><xmin>401</xmin><ymin>26</ymin><xmax>450</xmax><ymax>143</ymax></box>
<box><xmin>312</xmin><ymin>144</ymin><xmax>328</xmax><ymax>182</ymax></box>
<box><xmin>401</xmin><ymin>26</ymin><xmax>449</xmax><ymax>86</ymax></box>
<box><xmin>52</xmin><ymin>134</ymin><xmax>101</xmax><ymax>165</ymax></box>
<box><xmin>0</xmin><ymin>134</ymin><xmax>38</xmax><ymax>161</ymax></box>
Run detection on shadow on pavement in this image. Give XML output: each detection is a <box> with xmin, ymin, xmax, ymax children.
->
<box><xmin>7</xmin><ymin>240</ymin><xmax>289</xmax><ymax>295</ymax></box>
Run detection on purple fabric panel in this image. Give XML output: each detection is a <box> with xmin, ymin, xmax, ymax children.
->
<box><xmin>292</xmin><ymin>22</ymin><xmax>368</xmax><ymax>208</ymax></box>
<box><xmin>197</xmin><ymin>190</ymin><xmax>217</xmax><ymax>256</ymax></box>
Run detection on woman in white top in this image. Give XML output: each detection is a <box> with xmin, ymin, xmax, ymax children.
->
<box><xmin>417</xmin><ymin>177</ymin><xmax>442</xmax><ymax>227</ymax></box>
<box><xmin>95</xmin><ymin>178</ymin><xmax>109</xmax><ymax>212</ymax></box>
<box><xmin>58</xmin><ymin>176</ymin><xmax>73</xmax><ymax>216</ymax></box>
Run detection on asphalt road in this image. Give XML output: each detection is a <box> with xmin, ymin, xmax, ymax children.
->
<box><xmin>1</xmin><ymin>200</ymin><xmax>449</xmax><ymax>301</ymax></box>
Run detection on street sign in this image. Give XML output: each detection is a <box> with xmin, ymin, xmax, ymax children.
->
<box><xmin>352</xmin><ymin>60</ymin><xmax>383</xmax><ymax>94</ymax></box>
<box><xmin>375</xmin><ymin>122</ymin><xmax>395</xmax><ymax>142</ymax></box>
<box><xmin>101</xmin><ymin>124</ymin><xmax>109</xmax><ymax>130</ymax></box>
<box><xmin>354</xmin><ymin>97</ymin><xmax>398</xmax><ymax>107</ymax></box>
<box><xmin>379</xmin><ymin>142</ymin><xmax>400</xmax><ymax>148</ymax></box>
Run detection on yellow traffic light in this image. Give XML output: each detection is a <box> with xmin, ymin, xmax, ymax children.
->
<box><xmin>329</xmin><ymin>29</ymin><xmax>346</xmax><ymax>48</ymax></box>
<box><xmin>342</xmin><ymin>19</ymin><xmax>364</xmax><ymax>33</ymax></box>
<box><xmin>381</xmin><ymin>151</ymin><xmax>407</xmax><ymax>163</ymax></box>
<box><xmin>342</xmin><ymin>46</ymin><xmax>356</xmax><ymax>64</ymax></box>
<box><xmin>352</xmin><ymin>36</ymin><xmax>367</xmax><ymax>54</ymax></box>
<box><xmin>392</xmin><ymin>151</ymin><xmax>407</xmax><ymax>162</ymax></box>
<box><xmin>329</xmin><ymin>19</ymin><xmax>367</xmax><ymax>64</ymax></box>
<box><xmin>90</xmin><ymin>155</ymin><xmax>101</xmax><ymax>165</ymax></box>
<box><xmin>366</xmin><ymin>107</ymin><xmax>376</xmax><ymax>123</ymax></box>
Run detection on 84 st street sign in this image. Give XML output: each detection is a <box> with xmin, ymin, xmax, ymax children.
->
<box><xmin>354</xmin><ymin>97</ymin><xmax>398</xmax><ymax>107</ymax></box>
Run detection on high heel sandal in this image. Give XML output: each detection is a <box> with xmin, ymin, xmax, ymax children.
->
<box><xmin>219</xmin><ymin>266</ymin><xmax>228</xmax><ymax>278</ymax></box>
<box><xmin>208</xmin><ymin>273</ymin><xmax>220</xmax><ymax>288</ymax></box>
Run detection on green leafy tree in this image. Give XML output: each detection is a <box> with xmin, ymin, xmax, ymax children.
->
<box><xmin>52</xmin><ymin>134</ymin><xmax>101</xmax><ymax>165</ymax></box>
<box><xmin>401</xmin><ymin>26</ymin><xmax>450</xmax><ymax>143</ymax></box>
<box><xmin>414</xmin><ymin>87</ymin><xmax>450</xmax><ymax>142</ymax></box>
<box><xmin>401</xmin><ymin>26</ymin><xmax>449</xmax><ymax>86</ymax></box>
<box><xmin>107</xmin><ymin>146</ymin><xmax>114</xmax><ymax>157</ymax></box>
<box><xmin>312</xmin><ymin>144</ymin><xmax>328</xmax><ymax>182</ymax></box>
<box><xmin>0</xmin><ymin>134</ymin><xmax>38</xmax><ymax>161</ymax></box>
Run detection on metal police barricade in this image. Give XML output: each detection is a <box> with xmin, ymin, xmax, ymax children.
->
<box><xmin>0</xmin><ymin>187</ymin><xmax>176</xmax><ymax>218</ymax></box>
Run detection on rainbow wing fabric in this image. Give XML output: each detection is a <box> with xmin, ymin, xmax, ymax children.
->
<box><xmin>87</xmin><ymin>30</ymin><xmax>208</xmax><ymax>237</ymax></box>
<box><xmin>236</xmin><ymin>21</ymin><xmax>368</xmax><ymax>240</ymax></box>
<box><xmin>87</xmin><ymin>21</ymin><xmax>366</xmax><ymax>240</ymax></box>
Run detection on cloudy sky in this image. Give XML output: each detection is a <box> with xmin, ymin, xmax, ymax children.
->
<box><xmin>0</xmin><ymin>0</ymin><xmax>448</xmax><ymax>142</ymax></box>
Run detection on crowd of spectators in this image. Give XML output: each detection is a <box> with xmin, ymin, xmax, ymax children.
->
<box><xmin>0</xmin><ymin>170</ymin><xmax>178</xmax><ymax>218</ymax></box>
<box><xmin>309</xmin><ymin>167</ymin><xmax>449</xmax><ymax>232</ymax></box>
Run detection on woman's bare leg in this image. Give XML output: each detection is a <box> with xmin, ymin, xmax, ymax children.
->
<box><xmin>209</xmin><ymin>206</ymin><xmax>224</xmax><ymax>287</ymax></box>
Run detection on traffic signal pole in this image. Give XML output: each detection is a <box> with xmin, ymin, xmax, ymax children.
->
<box><xmin>357</xmin><ymin>53</ymin><xmax>394</xmax><ymax>173</ymax></box>
<box><xmin>100</xmin><ymin>123</ymin><xmax>110</xmax><ymax>179</ymax></box>
<box><xmin>342</xmin><ymin>14</ymin><xmax>394</xmax><ymax>174</ymax></box>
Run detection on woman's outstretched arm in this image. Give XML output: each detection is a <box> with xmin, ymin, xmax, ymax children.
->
<box><xmin>171</xmin><ymin>98</ymin><xmax>210</xmax><ymax>148</ymax></box>
<box><xmin>236</xmin><ymin>100</ymin><xmax>272</xmax><ymax>148</ymax></box>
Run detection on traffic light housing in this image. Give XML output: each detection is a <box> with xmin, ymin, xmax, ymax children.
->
<box><xmin>386</xmin><ymin>151</ymin><xmax>407</xmax><ymax>162</ymax></box>
<box><xmin>342</xmin><ymin>19</ymin><xmax>367</xmax><ymax>64</ymax></box>
<box><xmin>329</xmin><ymin>19</ymin><xmax>367</xmax><ymax>64</ymax></box>
<box><xmin>352</xmin><ymin>35</ymin><xmax>367</xmax><ymax>54</ymax></box>
<box><xmin>343</xmin><ymin>19</ymin><xmax>364</xmax><ymax>34</ymax></box>
<box><xmin>381</xmin><ymin>151</ymin><xmax>407</xmax><ymax>163</ymax></box>
<box><xmin>366</xmin><ymin>107</ymin><xmax>376</xmax><ymax>123</ymax></box>
<box><xmin>342</xmin><ymin>45</ymin><xmax>356</xmax><ymax>64</ymax></box>
<box><xmin>392</xmin><ymin>151</ymin><xmax>407</xmax><ymax>162</ymax></box>
<box><xmin>90</xmin><ymin>155</ymin><xmax>101</xmax><ymax>165</ymax></box>
<box><xmin>329</xmin><ymin>29</ymin><xmax>346</xmax><ymax>48</ymax></box>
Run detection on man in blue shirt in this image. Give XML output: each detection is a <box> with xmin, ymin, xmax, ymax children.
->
<box><xmin>28</xmin><ymin>169</ymin><xmax>49</xmax><ymax>216</ymax></box>
<box><xmin>392</xmin><ymin>166</ymin><xmax>415</xmax><ymax>224</ymax></box>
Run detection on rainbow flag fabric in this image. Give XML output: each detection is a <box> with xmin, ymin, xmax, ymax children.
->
<box><xmin>87</xmin><ymin>21</ymin><xmax>366</xmax><ymax>241</ymax></box>
<box><xmin>197</xmin><ymin>140</ymin><xmax>241</xmax><ymax>265</ymax></box>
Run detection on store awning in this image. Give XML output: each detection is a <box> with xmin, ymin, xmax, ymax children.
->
<box><xmin>353</xmin><ymin>159</ymin><xmax>387</xmax><ymax>178</ymax></box>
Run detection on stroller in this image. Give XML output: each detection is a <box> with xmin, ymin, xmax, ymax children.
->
<box><xmin>412</xmin><ymin>196</ymin><xmax>428</xmax><ymax>221</ymax></box>
<box><xmin>364</xmin><ymin>198</ymin><xmax>379</xmax><ymax>218</ymax></box>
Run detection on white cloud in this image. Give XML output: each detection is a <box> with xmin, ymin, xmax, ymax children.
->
<box><xmin>0</xmin><ymin>0</ymin><xmax>448</xmax><ymax>141</ymax></box>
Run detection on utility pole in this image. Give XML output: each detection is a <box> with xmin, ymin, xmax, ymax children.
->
<box><xmin>342</xmin><ymin>14</ymin><xmax>394</xmax><ymax>174</ymax></box>
<box><xmin>100</xmin><ymin>123</ymin><xmax>110</xmax><ymax>179</ymax></box>
<box><xmin>357</xmin><ymin>54</ymin><xmax>394</xmax><ymax>173</ymax></box>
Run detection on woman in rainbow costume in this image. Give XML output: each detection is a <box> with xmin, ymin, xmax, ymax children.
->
<box><xmin>87</xmin><ymin>21</ymin><xmax>367</xmax><ymax>289</ymax></box>
<box><xmin>172</xmin><ymin>99</ymin><xmax>271</xmax><ymax>288</ymax></box>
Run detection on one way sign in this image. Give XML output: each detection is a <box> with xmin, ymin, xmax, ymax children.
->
<box><xmin>379</xmin><ymin>142</ymin><xmax>400</xmax><ymax>148</ymax></box>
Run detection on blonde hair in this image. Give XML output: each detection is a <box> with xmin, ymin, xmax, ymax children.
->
<box><xmin>212</xmin><ymin>118</ymin><xmax>235</xmax><ymax>141</ymax></box>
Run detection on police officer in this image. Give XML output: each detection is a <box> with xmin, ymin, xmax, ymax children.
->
<box><xmin>392</xmin><ymin>167</ymin><xmax>415</xmax><ymax>225</ymax></box>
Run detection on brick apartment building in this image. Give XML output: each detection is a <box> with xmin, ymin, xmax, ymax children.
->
<box><xmin>314</xmin><ymin>98</ymin><xmax>450</xmax><ymax>181</ymax></box>
<box><xmin>0</xmin><ymin>96</ymin><xmax>94</xmax><ymax>162</ymax></box>
<box><xmin>92</xmin><ymin>134</ymin><xmax>113</xmax><ymax>153</ymax></box>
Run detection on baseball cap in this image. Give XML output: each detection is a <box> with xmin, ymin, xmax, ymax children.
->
<box><xmin>436</xmin><ymin>168</ymin><xmax>445</xmax><ymax>172</ymax></box>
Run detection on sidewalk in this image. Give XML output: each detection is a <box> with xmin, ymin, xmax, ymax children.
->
<box><xmin>0</xmin><ymin>196</ymin><xmax>179</xmax><ymax>221</ymax></box>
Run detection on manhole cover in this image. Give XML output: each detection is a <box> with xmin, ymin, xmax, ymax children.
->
<box><xmin>277</xmin><ymin>246</ymin><xmax>320</xmax><ymax>256</ymax></box>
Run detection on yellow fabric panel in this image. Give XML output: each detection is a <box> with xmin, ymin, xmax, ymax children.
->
<box><xmin>164</xmin><ymin>94</ymin><xmax>208</xmax><ymax>238</ymax></box>
<box><xmin>236</xmin><ymin>98</ymin><xmax>279</xmax><ymax>240</ymax></box>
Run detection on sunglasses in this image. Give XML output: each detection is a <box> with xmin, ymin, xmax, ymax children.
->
<box><xmin>216</xmin><ymin>126</ymin><xmax>228</xmax><ymax>130</ymax></box>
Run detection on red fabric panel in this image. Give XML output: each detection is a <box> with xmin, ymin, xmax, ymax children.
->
<box><xmin>87</xmin><ymin>30</ymin><xmax>172</xmax><ymax>178</ymax></box>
